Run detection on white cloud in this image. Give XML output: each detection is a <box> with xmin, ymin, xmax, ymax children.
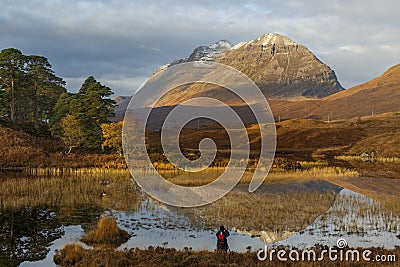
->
<box><xmin>338</xmin><ymin>45</ymin><xmax>366</xmax><ymax>54</ymax></box>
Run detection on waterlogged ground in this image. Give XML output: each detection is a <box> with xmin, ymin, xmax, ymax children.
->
<box><xmin>0</xmin><ymin>173</ymin><xmax>399</xmax><ymax>267</ymax></box>
<box><xmin>113</xmin><ymin>200</ymin><xmax>265</xmax><ymax>252</ymax></box>
<box><xmin>19</xmin><ymin>226</ymin><xmax>88</xmax><ymax>267</ymax></box>
<box><xmin>276</xmin><ymin>189</ymin><xmax>400</xmax><ymax>249</ymax></box>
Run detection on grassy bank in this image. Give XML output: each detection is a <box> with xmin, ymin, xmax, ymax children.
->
<box><xmin>54</xmin><ymin>245</ymin><xmax>400</xmax><ymax>267</ymax></box>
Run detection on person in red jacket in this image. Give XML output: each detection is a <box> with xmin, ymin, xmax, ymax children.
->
<box><xmin>216</xmin><ymin>225</ymin><xmax>230</xmax><ymax>251</ymax></box>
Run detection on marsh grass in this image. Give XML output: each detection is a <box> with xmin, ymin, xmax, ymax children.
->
<box><xmin>380</xmin><ymin>196</ymin><xmax>400</xmax><ymax>217</ymax></box>
<box><xmin>320</xmin><ymin>193</ymin><xmax>400</xmax><ymax>234</ymax></box>
<box><xmin>81</xmin><ymin>217</ymin><xmax>130</xmax><ymax>248</ymax></box>
<box><xmin>24</xmin><ymin>167</ymin><xmax>130</xmax><ymax>176</ymax></box>
<box><xmin>180</xmin><ymin>190</ymin><xmax>337</xmax><ymax>235</ymax></box>
<box><xmin>336</xmin><ymin>155</ymin><xmax>400</xmax><ymax>163</ymax></box>
<box><xmin>297</xmin><ymin>160</ymin><xmax>328</xmax><ymax>168</ymax></box>
<box><xmin>166</xmin><ymin>166</ymin><xmax>358</xmax><ymax>187</ymax></box>
<box><xmin>0</xmin><ymin>170</ymin><xmax>142</xmax><ymax>211</ymax></box>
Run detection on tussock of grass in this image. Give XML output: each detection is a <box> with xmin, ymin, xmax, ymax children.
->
<box><xmin>81</xmin><ymin>217</ymin><xmax>130</xmax><ymax>248</ymax></box>
<box><xmin>53</xmin><ymin>243</ymin><xmax>86</xmax><ymax>266</ymax></box>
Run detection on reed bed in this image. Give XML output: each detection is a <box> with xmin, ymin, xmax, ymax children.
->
<box><xmin>297</xmin><ymin>160</ymin><xmax>328</xmax><ymax>168</ymax></box>
<box><xmin>0</xmin><ymin>170</ymin><xmax>142</xmax><ymax>211</ymax></box>
<box><xmin>320</xmin><ymin>192</ymin><xmax>400</xmax><ymax>234</ymax></box>
<box><xmin>167</xmin><ymin>166</ymin><xmax>358</xmax><ymax>187</ymax></box>
<box><xmin>379</xmin><ymin>195</ymin><xmax>400</xmax><ymax>217</ymax></box>
<box><xmin>0</xmin><ymin>165</ymin><xmax>357</xmax><ymax>211</ymax></box>
<box><xmin>24</xmin><ymin>167</ymin><xmax>130</xmax><ymax>176</ymax></box>
<box><xmin>180</xmin><ymin>190</ymin><xmax>337</xmax><ymax>235</ymax></box>
<box><xmin>336</xmin><ymin>155</ymin><xmax>400</xmax><ymax>163</ymax></box>
<box><xmin>53</xmin><ymin>243</ymin><xmax>86</xmax><ymax>267</ymax></box>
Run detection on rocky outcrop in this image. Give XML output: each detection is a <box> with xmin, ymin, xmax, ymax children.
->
<box><xmin>217</xmin><ymin>33</ymin><xmax>343</xmax><ymax>98</ymax></box>
<box><xmin>155</xmin><ymin>40</ymin><xmax>232</xmax><ymax>73</ymax></box>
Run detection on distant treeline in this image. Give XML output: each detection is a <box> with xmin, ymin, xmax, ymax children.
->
<box><xmin>0</xmin><ymin>48</ymin><xmax>121</xmax><ymax>154</ymax></box>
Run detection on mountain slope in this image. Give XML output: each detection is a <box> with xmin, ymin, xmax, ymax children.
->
<box><xmin>114</xmin><ymin>63</ymin><xmax>400</xmax><ymax>122</ymax></box>
<box><xmin>217</xmin><ymin>33</ymin><xmax>343</xmax><ymax>99</ymax></box>
<box><xmin>156</xmin><ymin>40</ymin><xmax>233</xmax><ymax>73</ymax></box>
<box><xmin>326</xmin><ymin>64</ymin><xmax>400</xmax><ymax>101</ymax></box>
<box><xmin>113</xmin><ymin>96</ymin><xmax>131</xmax><ymax>122</ymax></box>
<box><xmin>154</xmin><ymin>33</ymin><xmax>343</xmax><ymax>106</ymax></box>
<box><xmin>319</xmin><ymin>64</ymin><xmax>400</xmax><ymax>119</ymax></box>
<box><xmin>270</xmin><ymin>64</ymin><xmax>400</xmax><ymax>120</ymax></box>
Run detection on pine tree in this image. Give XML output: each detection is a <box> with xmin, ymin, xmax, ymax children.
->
<box><xmin>50</xmin><ymin>77</ymin><xmax>115</xmax><ymax>150</ymax></box>
<box><xmin>26</xmin><ymin>55</ymin><xmax>66</xmax><ymax>129</ymax></box>
<box><xmin>0</xmin><ymin>48</ymin><xmax>26</xmax><ymax>124</ymax></box>
<box><xmin>0</xmin><ymin>48</ymin><xmax>66</xmax><ymax>128</ymax></box>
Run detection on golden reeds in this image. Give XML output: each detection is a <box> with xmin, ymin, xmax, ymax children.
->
<box><xmin>0</xmin><ymin>170</ymin><xmax>141</xmax><ymax>211</ymax></box>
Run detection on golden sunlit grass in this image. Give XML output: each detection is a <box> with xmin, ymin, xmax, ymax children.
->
<box><xmin>53</xmin><ymin>244</ymin><xmax>86</xmax><ymax>266</ymax></box>
<box><xmin>297</xmin><ymin>160</ymin><xmax>328</xmax><ymax>168</ymax></box>
<box><xmin>81</xmin><ymin>217</ymin><xmax>130</xmax><ymax>248</ymax></box>
<box><xmin>324</xmin><ymin>193</ymin><xmax>400</xmax><ymax>234</ymax></box>
<box><xmin>336</xmin><ymin>155</ymin><xmax>400</xmax><ymax>163</ymax></box>
<box><xmin>166</xmin><ymin>166</ymin><xmax>358</xmax><ymax>187</ymax></box>
<box><xmin>25</xmin><ymin>167</ymin><xmax>130</xmax><ymax>176</ymax></box>
<box><xmin>328</xmin><ymin>176</ymin><xmax>400</xmax><ymax>217</ymax></box>
<box><xmin>0</xmin><ymin>170</ymin><xmax>141</xmax><ymax>211</ymax></box>
<box><xmin>181</xmin><ymin>190</ymin><xmax>337</xmax><ymax>235</ymax></box>
<box><xmin>380</xmin><ymin>196</ymin><xmax>400</xmax><ymax>217</ymax></box>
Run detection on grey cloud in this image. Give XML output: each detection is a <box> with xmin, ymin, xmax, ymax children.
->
<box><xmin>0</xmin><ymin>0</ymin><xmax>398</xmax><ymax>94</ymax></box>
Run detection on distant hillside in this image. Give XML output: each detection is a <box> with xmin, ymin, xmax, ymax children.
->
<box><xmin>326</xmin><ymin>64</ymin><xmax>400</xmax><ymax>101</ymax></box>
<box><xmin>322</xmin><ymin>64</ymin><xmax>400</xmax><ymax>118</ymax></box>
<box><xmin>144</xmin><ymin>113</ymin><xmax>400</xmax><ymax>178</ymax></box>
<box><xmin>271</xmin><ymin>64</ymin><xmax>400</xmax><ymax>120</ymax></box>
<box><xmin>112</xmin><ymin>96</ymin><xmax>131</xmax><ymax>122</ymax></box>
<box><xmin>113</xmin><ymin>63</ymin><xmax>400</xmax><ymax>122</ymax></box>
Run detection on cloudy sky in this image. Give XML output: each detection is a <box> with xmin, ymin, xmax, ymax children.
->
<box><xmin>0</xmin><ymin>0</ymin><xmax>398</xmax><ymax>96</ymax></box>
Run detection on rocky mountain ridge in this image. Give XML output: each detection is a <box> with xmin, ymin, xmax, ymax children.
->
<box><xmin>155</xmin><ymin>33</ymin><xmax>344</xmax><ymax>104</ymax></box>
